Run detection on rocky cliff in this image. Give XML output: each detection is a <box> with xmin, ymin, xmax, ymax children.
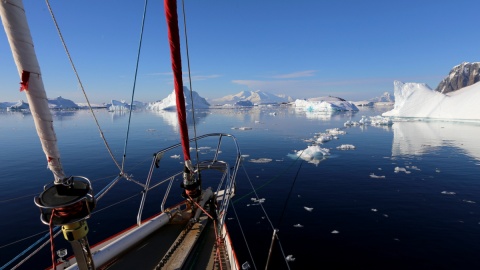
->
<box><xmin>435</xmin><ymin>62</ymin><xmax>480</xmax><ymax>94</ymax></box>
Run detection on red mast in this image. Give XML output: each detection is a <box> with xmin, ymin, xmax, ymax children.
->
<box><xmin>164</xmin><ymin>0</ymin><xmax>200</xmax><ymax>197</ymax></box>
<box><xmin>164</xmin><ymin>0</ymin><xmax>190</xmax><ymax>162</ymax></box>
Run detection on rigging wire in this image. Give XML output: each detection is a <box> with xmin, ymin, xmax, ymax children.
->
<box><xmin>120</xmin><ymin>0</ymin><xmax>149</xmax><ymax>172</ymax></box>
<box><xmin>230</xmin><ymin>202</ymin><xmax>258</xmax><ymax>270</ymax></box>
<box><xmin>44</xmin><ymin>0</ymin><xmax>122</xmax><ymax>173</ymax></box>
<box><xmin>277</xmin><ymin>160</ymin><xmax>304</xmax><ymax>225</ymax></box>
<box><xmin>229</xmin><ymin>151</ymin><xmax>308</xmax><ymax>270</ymax></box>
<box><xmin>180</xmin><ymin>0</ymin><xmax>200</xmax><ymax>168</ymax></box>
<box><xmin>237</xmin><ymin>164</ymin><xmax>291</xmax><ymax>270</ymax></box>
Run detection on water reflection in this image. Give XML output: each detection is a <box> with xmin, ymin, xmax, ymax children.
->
<box><xmin>150</xmin><ymin>109</ymin><xmax>209</xmax><ymax>131</ymax></box>
<box><xmin>392</xmin><ymin>120</ymin><xmax>480</xmax><ymax>161</ymax></box>
<box><xmin>295</xmin><ymin>107</ymin><xmax>358</xmax><ymax>121</ymax></box>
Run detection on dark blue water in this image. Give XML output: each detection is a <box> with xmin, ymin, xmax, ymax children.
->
<box><xmin>1</xmin><ymin>106</ymin><xmax>480</xmax><ymax>270</ymax></box>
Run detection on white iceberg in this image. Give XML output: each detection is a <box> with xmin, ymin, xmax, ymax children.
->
<box><xmin>47</xmin><ymin>96</ymin><xmax>79</xmax><ymax>110</ymax></box>
<box><xmin>294</xmin><ymin>96</ymin><xmax>358</xmax><ymax>112</ymax></box>
<box><xmin>147</xmin><ymin>86</ymin><xmax>210</xmax><ymax>111</ymax></box>
<box><xmin>6</xmin><ymin>100</ymin><xmax>29</xmax><ymax>111</ymax></box>
<box><xmin>108</xmin><ymin>100</ymin><xmax>131</xmax><ymax>111</ymax></box>
<box><xmin>383</xmin><ymin>80</ymin><xmax>480</xmax><ymax>120</ymax></box>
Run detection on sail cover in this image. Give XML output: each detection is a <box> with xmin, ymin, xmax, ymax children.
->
<box><xmin>164</xmin><ymin>0</ymin><xmax>191</xmax><ymax>162</ymax></box>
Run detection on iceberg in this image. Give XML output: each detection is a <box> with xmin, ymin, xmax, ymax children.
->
<box><xmin>47</xmin><ymin>96</ymin><xmax>79</xmax><ymax>110</ymax></box>
<box><xmin>107</xmin><ymin>100</ymin><xmax>132</xmax><ymax>111</ymax></box>
<box><xmin>147</xmin><ymin>86</ymin><xmax>210</xmax><ymax>111</ymax></box>
<box><xmin>6</xmin><ymin>100</ymin><xmax>29</xmax><ymax>111</ymax></box>
<box><xmin>382</xmin><ymin>80</ymin><xmax>480</xmax><ymax>120</ymax></box>
<box><xmin>294</xmin><ymin>96</ymin><xmax>358</xmax><ymax>112</ymax></box>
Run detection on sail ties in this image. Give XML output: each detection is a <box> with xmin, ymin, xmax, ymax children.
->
<box><xmin>20</xmin><ymin>70</ymin><xmax>30</xmax><ymax>91</ymax></box>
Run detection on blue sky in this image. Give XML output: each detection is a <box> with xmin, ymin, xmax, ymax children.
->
<box><xmin>1</xmin><ymin>0</ymin><xmax>479</xmax><ymax>103</ymax></box>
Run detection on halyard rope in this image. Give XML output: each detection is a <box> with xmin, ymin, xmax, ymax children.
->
<box><xmin>45</xmin><ymin>0</ymin><xmax>122</xmax><ymax>173</ymax></box>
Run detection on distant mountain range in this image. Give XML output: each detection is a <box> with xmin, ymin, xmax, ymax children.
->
<box><xmin>208</xmin><ymin>90</ymin><xmax>293</xmax><ymax>106</ymax></box>
<box><xmin>371</xmin><ymin>92</ymin><xmax>394</xmax><ymax>103</ymax></box>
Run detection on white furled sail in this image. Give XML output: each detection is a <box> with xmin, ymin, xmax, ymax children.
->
<box><xmin>0</xmin><ymin>0</ymin><xmax>66</xmax><ymax>183</ymax></box>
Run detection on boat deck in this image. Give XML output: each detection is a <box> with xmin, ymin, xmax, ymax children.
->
<box><xmin>102</xmin><ymin>208</ymin><xmax>229</xmax><ymax>270</ymax></box>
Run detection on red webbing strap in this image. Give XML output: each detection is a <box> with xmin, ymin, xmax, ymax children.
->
<box><xmin>20</xmin><ymin>70</ymin><xmax>30</xmax><ymax>91</ymax></box>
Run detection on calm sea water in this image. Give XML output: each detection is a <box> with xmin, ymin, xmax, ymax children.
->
<box><xmin>1</xmin><ymin>106</ymin><xmax>480</xmax><ymax>270</ymax></box>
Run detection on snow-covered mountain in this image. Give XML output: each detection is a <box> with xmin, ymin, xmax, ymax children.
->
<box><xmin>371</xmin><ymin>92</ymin><xmax>394</xmax><ymax>103</ymax></box>
<box><xmin>209</xmin><ymin>90</ymin><xmax>292</xmax><ymax>106</ymax></box>
<box><xmin>4</xmin><ymin>97</ymin><xmax>79</xmax><ymax>111</ymax></box>
<box><xmin>0</xmin><ymin>101</ymin><xmax>16</xmax><ymax>109</ymax></box>
<box><xmin>147</xmin><ymin>86</ymin><xmax>210</xmax><ymax>111</ymax></box>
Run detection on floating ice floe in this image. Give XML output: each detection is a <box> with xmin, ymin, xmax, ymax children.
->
<box><xmin>290</xmin><ymin>145</ymin><xmax>330</xmax><ymax>166</ymax></box>
<box><xmin>249</xmin><ymin>158</ymin><xmax>273</xmax><ymax>163</ymax></box>
<box><xmin>316</xmin><ymin>134</ymin><xmax>333</xmax><ymax>143</ymax></box>
<box><xmin>331</xmin><ymin>230</ymin><xmax>339</xmax><ymax>234</ymax></box>
<box><xmin>394</xmin><ymin>167</ymin><xmax>411</xmax><ymax>174</ymax></box>
<box><xmin>297</xmin><ymin>145</ymin><xmax>330</xmax><ymax>158</ymax></box>
<box><xmin>370</xmin><ymin>115</ymin><xmax>393</xmax><ymax>126</ymax></box>
<box><xmin>285</xmin><ymin>255</ymin><xmax>296</xmax><ymax>262</ymax></box>
<box><xmin>146</xmin><ymin>129</ymin><xmax>156</xmax><ymax>132</ymax></box>
<box><xmin>344</xmin><ymin>120</ymin><xmax>360</xmax><ymax>127</ymax></box>
<box><xmin>293</xmin><ymin>224</ymin><xmax>304</xmax><ymax>228</ymax></box>
<box><xmin>251</xmin><ymin>198</ymin><xmax>266</xmax><ymax>203</ymax></box>
<box><xmin>337</xmin><ymin>144</ymin><xmax>355</xmax><ymax>150</ymax></box>
<box><xmin>463</xmin><ymin>200</ymin><xmax>476</xmax><ymax>204</ymax></box>
<box><xmin>170</xmin><ymin>154</ymin><xmax>180</xmax><ymax>159</ymax></box>
<box><xmin>232</xmin><ymin>127</ymin><xmax>252</xmax><ymax>130</ymax></box>
<box><xmin>441</xmin><ymin>191</ymin><xmax>456</xmax><ymax>195</ymax></box>
<box><xmin>304</xmin><ymin>206</ymin><xmax>313</xmax><ymax>212</ymax></box>
<box><xmin>371</xmin><ymin>208</ymin><xmax>378</xmax><ymax>212</ymax></box>
<box><xmin>359</xmin><ymin>116</ymin><xmax>371</xmax><ymax>125</ymax></box>
<box><xmin>370</xmin><ymin>173</ymin><xmax>385</xmax><ymax>179</ymax></box>
<box><xmin>326</xmin><ymin>128</ymin><xmax>346</xmax><ymax>135</ymax></box>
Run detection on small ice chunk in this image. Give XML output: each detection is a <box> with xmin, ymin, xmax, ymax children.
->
<box><xmin>249</xmin><ymin>158</ymin><xmax>273</xmax><ymax>163</ymax></box>
<box><xmin>170</xmin><ymin>154</ymin><xmax>180</xmax><ymax>159</ymax></box>
<box><xmin>371</xmin><ymin>208</ymin><xmax>378</xmax><ymax>212</ymax></box>
<box><xmin>293</xmin><ymin>224</ymin><xmax>304</xmax><ymax>228</ymax></box>
<box><xmin>316</xmin><ymin>134</ymin><xmax>333</xmax><ymax>143</ymax></box>
<box><xmin>331</xmin><ymin>230</ymin><xmax>339</xmax><ymax>234</ymax></box>
<box><xmin>337</xmin><ymin>144</ymin><xmax>355</xmax><ymax>150</ymax></box>
<box><xmin>370</xmin><ymin>173</ymin><xmax>385</xmax><ymax>179</ymax></box>
<box><xmin>394</xmin><ymin>167</ymin><xmax>410</xmax><ymax>174</ymax></box>
<box><xmin>251</xmin><ymin>198</ymin><xmax>266</xmax><ymax>203</ymax></box>
<box><xmin>286</xmin><ymin>255</ymin><xmax>295</xmax><ymax>262</ymax></box>
<box><xmin>304</xmin><ymin>206</ymin><xmax>313</xmax><ymax>212</ymax></box>
<box><xmin>441</xmin><ymin>191</ymin><xmax>456</xmax><ymax>195</ymax></box>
